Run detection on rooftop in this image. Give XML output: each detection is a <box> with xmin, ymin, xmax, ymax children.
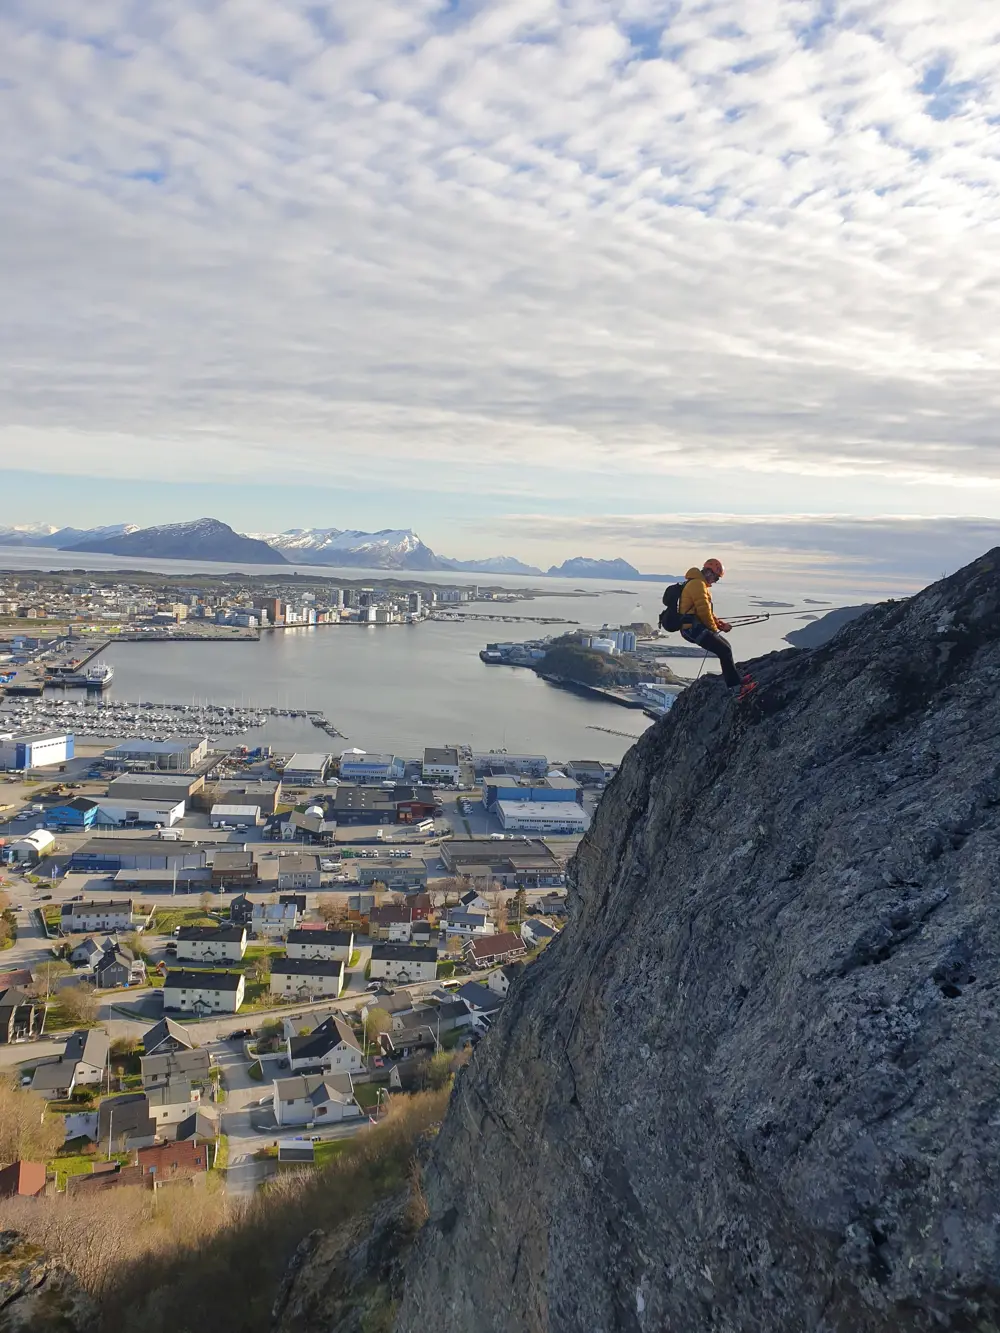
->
<box><xmin>284</xmin><ymin>753</ymin><xmax>331</xmax><ymax>771</ymax></box>
<box><xmin>176</xmin><ymin>925</ymin><xmax>245</xmax><ymax>942</ymax></box>
<box><xmin>163</xmin><ymin>969</ymin><xmax>244</xmax><ymax>991</ymax></box>
<box><xmin>424</xmin><ymin>746</ymin><xmax>460</xmax><ymax>765</ymax></box>
<box><xmin>371</xmin><ymin>943</ymin><xmax>437</xmax><ymax>963</ymax></box>
<box><xmin>272</xmin><ymin>957</ymin><xmax>344</xmax><ymax>977</ymax></box>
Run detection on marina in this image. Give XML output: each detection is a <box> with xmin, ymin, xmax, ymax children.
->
<box><xmin>0</xmin><ymin>694</ymin><xmax>348</xmax><ymax>741</ymax></box>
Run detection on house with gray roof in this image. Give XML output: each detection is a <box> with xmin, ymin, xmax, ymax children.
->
<box><xmin>272</xmin><ymin>1072</ymin><xmax>360</xmax><ymax>1127</ymax></box>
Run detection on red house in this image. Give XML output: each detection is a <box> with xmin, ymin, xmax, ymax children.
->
<box><xmin>0</xmin><ymin>1161</ymin><xmax>46</xmax><ymax>1198</ymax></box>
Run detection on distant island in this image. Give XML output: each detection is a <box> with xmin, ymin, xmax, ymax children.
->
<box><xmin>66</xmin><ymin>518</ymin><xmax>287</xmax><ymax>565</ymax></box>
<box><xmin>784</xmin><ymin>605</ymin><xmax>872</xmax><ymax>648</ymax></box>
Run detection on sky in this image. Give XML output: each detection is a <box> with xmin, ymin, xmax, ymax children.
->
<box><xmin>3</xmin><ymin>0</ymin><xmax>1000</xmax><ymax>588</ymax></box>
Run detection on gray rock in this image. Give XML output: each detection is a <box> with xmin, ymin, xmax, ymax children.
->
<box><xmin>395</xmin><ymin>550</ymin><xmax>1000</xmax><ymax>1332</ymax></box>
<box><xmin>0</xmin><ymin>1231</ymin><xmax>98</xmax><ymax>1332</ymax></box>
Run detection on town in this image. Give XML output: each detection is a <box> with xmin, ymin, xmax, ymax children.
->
<box><xmin>0</xmin><ymin>735</ymin><xmax>607</xmax><ymax>1198</ymax></box>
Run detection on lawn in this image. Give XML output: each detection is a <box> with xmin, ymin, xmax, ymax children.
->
<box><xmin>212</xmin><ymin>1134</ymin><xmax>229</xmax><ymax>1171</ymax></box>
<box><xmin>247</xmin><ymin>1060</ymin><xmax>264</xmax><ymax>1081</ymax></box>
<box><xmin>436</xmin><ymin>960</ymin><xmax>457</xmax><ymax>978</ymax></box>
<box><xmin>152</xmin><ymin>906</ymin><xmax>218</xmax><ymax>935</ymax></box>
<box><xmin>43</xmin><ymin>1000</ymin><xmax>98</xmax><ymax>1032</ymax></box>
<box><xmin>43</xmin><ymin>906</ymin><xmax>61</xmax><ymax>931</ymax></box>
<box><xmin>353</xmin><ymin>1083</ymin><xmax>382</xmax><ymax>1111</ymax></box>
<box><xmin>48</xmin><ymin>1149</ymin><xmax>128</xmax><ymax>1190</ymax></box>
<box><xmin>348</xmin><ymin>949</ymin><xmax>361</xmax><ymax>968</ymax></box>
<box><xmin>313</xmin><ymin>1138</ymin><xmax>355</xmax><ymax>1167</ymax></box>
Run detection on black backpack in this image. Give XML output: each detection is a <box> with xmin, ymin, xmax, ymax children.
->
<box><xmin>658</xmin><ymin>582</ymin><xmax>686</xmax><ymax>633</ymax></box>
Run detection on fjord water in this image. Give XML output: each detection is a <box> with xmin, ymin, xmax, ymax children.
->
<box><xmin>3</xmin><ymin>546</ymin><xmax>906</xmax><ymax>762</ymax></box>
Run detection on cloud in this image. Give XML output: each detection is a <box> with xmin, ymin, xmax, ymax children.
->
<box><xmin>3</xmin><ymin>0</ymin><xmax>1000</xmax><ymax>530</ymax></box>
<box><xmin>495</xmin><ymin>511</ymin><xmax>1000</xmax><ymax>587</ymax></box>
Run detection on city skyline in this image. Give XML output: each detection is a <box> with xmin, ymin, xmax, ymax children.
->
<box><xmin>4</xmin><ymin>2</ymin><xmax>1000</xmax><ymax>585</ymax></box>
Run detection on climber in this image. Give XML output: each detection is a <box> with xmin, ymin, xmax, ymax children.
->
<box><xmin>679</xmin><ymin>560</ymin><xmax>755</xmax><ymax>699</ymax></box>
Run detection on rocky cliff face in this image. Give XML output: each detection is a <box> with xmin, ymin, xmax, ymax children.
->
<box><xmin>395</xmin><ymin>550</ymin><xmax>1000</xmax><ymax>1333</ymax></box>
<box><xmin>0</xmin><ymin>1231</ymin><xmax>98</xmax><ymax>1332</ymax></box>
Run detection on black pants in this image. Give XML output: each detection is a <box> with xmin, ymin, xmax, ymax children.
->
<box><xmin>682</xmin><ymin>623</ymin><xmax>741</xmax><ymax>689</ymax></box>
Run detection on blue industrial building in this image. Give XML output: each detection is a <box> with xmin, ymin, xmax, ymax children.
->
<box><xmin>481</xmin><ymin>774</ymin><xmax>582</xmax><ymax>810</ymax></box>
<box><xmin>46</xmin><ymin>797</ymin><xmax>100</xmax><ymax>830</ymax></box>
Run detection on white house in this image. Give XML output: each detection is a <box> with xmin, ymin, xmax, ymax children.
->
<box><xmin>421</xmin><ymin>746</ymin><xmax>461</xmax><ymax>784</ymax></box>
<box><xmin>270</xmin><ymin>957</ymin><xmax>344</xmax><ymax>999</ymax></box>
<box><xmin>520</xmin><ymin>919</ymin><xmax>559</xmax><ymax>950</ymax></box>
<box><xmin>252</xmin><ymin>901</ymin><xmax>299</xmax><ymax>939</ymax></box>
<box><xmin>272</xmin><ymin>1072</ymin><xmax>361</xmax><ymax>1127</ymax></box>
<box><xmin>60</xmin><ymin>900</ymin><xmax>136</xmax><ymax>933</ymax></box>
<box><xmin>285</xmin><ymin>929</ymin><xmax>353</xmax><ymax>962</ymax></box>
<box><xmin>145</xmin><ymin>1078</ymin><xmax>202</xmax><ymax>1127</ymax></box>
<box><xmin>369</xmin><ymin>944</ymin><xmax>438</xmax><ymax>985</ymax></box>
<box><xmin>277</xmin><ymin>853</ymin><xmax>321</xmax><ymax>890</ymax></box>
<box><xmin>30</xmin><ymin>1028</ymin><xmax>109</xmax><ymax>1100</ymax></box>
<box><xmin>488</xmin><ymin>962</ymin><xmax>525</xmax><ymax>996</ymax></box>
<box><xmin>442</xmin><ymin>909</ymin><xmax>496</xmax><ymax>940</ymax></box>
<box><xmin>163</xmin><ymin>969</ymin><xmax>245</xmax><ymax>1014</ymax></box>
<box><xmin>287</xmin><ymin>1015</ymin><xmax>364</xmax><ymax>1074</ymax></box>
<box><xmin>175</xmin><ymin>925</ymin><xmax>247</xmax><ymax>964</ymax></box>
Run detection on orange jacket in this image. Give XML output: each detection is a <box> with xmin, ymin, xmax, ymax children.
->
<box><xmin>679</xmin><ymin>567</ymin><xmax>719</xmax><ymax>632</ymax></box>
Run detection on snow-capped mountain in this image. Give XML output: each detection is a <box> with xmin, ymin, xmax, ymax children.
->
<box><xmin>0</xmin><ymin>523</ymin><xmax>140</xmax><ymax>548</ymax></box>
<box><xmin>255</xmin><ymin>528</ymin><xmax>447</xmax><ymax>570</ymax></box>
<box><xmin>65</xmin><ymin>518</ymin><xmax>286</xmax><ymax>564</ymax></box>
<box><xmin>443</xmin><ymin>555</ymin><xmax>544</xmax><ymax>576</ymax></box>
<box><xmin>0</xmin><ymin>523</ymin><xmax>63</xmax><ymax>545</ymax></box>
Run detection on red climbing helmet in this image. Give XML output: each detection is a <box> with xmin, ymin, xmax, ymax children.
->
<box><xmin>703</xmin><ymin>557</ymin><xmax>725</xmax><ymax>579</ymax></box>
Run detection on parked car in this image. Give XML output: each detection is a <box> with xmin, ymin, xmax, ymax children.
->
<box><xmin>40</xmin><ymin>894</ymin><xmax>52</xmax><ymax>901</ymax></box>
<box><xmin>372</xmin><ymin>1056</ymin><xmax>385</xmax><ymax>1069</ymax></box>
<box><xmin>277</xmin><ymin>1058</ymin><xmax>289</xmax><ymax>1069</ymax></box>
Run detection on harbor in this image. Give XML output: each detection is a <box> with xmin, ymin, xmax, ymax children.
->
<box><xmin>0</xmin><ymin>694</ymin><xmax>348</xmax><ymax>742</ymax></box>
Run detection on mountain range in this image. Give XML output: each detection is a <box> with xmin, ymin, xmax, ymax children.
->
<box><xmin>0</xmin><ymin>519</ymin><xmax>675</xmax><ymax>580</ymax></box>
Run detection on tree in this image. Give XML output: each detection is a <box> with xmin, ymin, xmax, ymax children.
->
<box><xmin>30</xmin><ymin>959</ymin><xmax>71</xmax><ymax>1001</ymax></box>
<box><xmin>0</xmin><ymin>1076</ymin><xmax>65</xmax><ymax>1166</ymax></box>
<box><xmin>248</xmin><ymin>954</ymin><xmax>270</xmax><ymax>983</ymax></box>
<box><xmin>199</xmin><ymin>892</ymin><xmax>213</xmax><ymax>913</ymax></box>
<box><xmin>487</xmin><ymin>893</ymin><xmax>508</xmax><ymax>933</ymax></box>
<box><xmin>120</xmin><ymin>931</ymin><xmax>147</xmax><ymax>960</ymax></box>
<box><xmin>317</xmin><ymin>899</ymin><xmax>347</xmax><ymax>928</ymax></box>
<box><xmin>364</xmin><ymin>1006</ymin><xmax>391</xmax><ymax>1054</ymax></box>
<box><xmin>511</xmin><ymin>887</ymin><xmax>527</xmax><ymax>926</ymax></box>
<box><xmin>432</xmin><ymin>877</ymin><xmax>467</xmax><ymax>910</ymax></box>
<box><xmin>59</xmin><ymin>983</ymin><xmax>98</xmax><ymax>1025</ymax></box>
<box><xmin>446</xmin><ymin>935</ymin><xmax>464</xmax><ymax>958</ymax></box>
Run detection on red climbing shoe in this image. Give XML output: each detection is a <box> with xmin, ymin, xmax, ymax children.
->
<box><xmin>736</xmin><ymin>676</ymin><xmax>757</xmax><ymax>702</ymax></box>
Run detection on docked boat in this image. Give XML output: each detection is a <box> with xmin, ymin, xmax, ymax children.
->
<box><xmin>47</xmin><ymin>662</ymin><xmax>115</xmax><ymax>690</ymax></box>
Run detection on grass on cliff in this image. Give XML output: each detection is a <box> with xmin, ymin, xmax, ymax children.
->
<box><xmin>0</xmin><ymin>1087</ymin><xmax>449</xmax><ymax>1333</ymax></box>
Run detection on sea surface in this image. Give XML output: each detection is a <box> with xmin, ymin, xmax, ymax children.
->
<box><xmin>1</xmin><ymin>546</ymin><xmax>909</xmax><ymax>763</ymax></box>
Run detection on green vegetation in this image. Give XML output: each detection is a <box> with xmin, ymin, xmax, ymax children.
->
<box><xmin>312</xmin><ymin>1137</ymin><xmax>353</xmax><ymax>1167</ymax></box>
<box><xmin>49</xmin><ymin>1149</ymin><xmax>129</xmax><ymax>1190</ymax></box>
<box><xmin>436</xmin><ymin>960</ymin><xmax>457</xmax><ymax>978</ymax></box>
<box><xmin>354</xmin><ymin>1083</ymin><xmax>382</xmax><ymax>1111</ymax></box>
<box><xmin>152</xmin><ymin>906</ymin><xmax>217</xmax><ymax>935</ymax></box>
<box><xmin>348</xmin><ymin>949</ymin><xmax>361</xmax><ymax>968</ymax></box>
<box><xmin>247</xmin><ymin>1061</ymin><xmax>264</xmax><ymax>1081</ymax></box>
<box><xmin>212</xmin><ymin>1135</ymin><xmax>229</xmax><ymax>1171</ymax></box>
<box><xmin>43</xmin><ymin>906</ymin><xmax>62</xmax><ymax>931</ymax></box>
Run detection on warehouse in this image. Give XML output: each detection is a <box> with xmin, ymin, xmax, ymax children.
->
<box><xmin>471</xmin><ymin>753</ymin><xmax>548</xmax><ymax>778</ymax></box>
<box><xmin>2</xmin><ymin>829</ymin><xmax>56</xmax><ymax>865</ymax></box>
<box><xmin>337</xmin><ymin>751</ymin><xmax>405</xmax><ymax>782</ymax></box>
<box><xmin>106</xmin><ymin>738</ymin><xmax>208</xmax><ymax>772</ymax></box>
<box><xmin>96</xmin><ymin>799</ymin><xmax>185</xmax><ymax>828</ymax></box>
<box><xmin>69</xmin><ymin>839</ymin><xmax>208</xmax><ymax>874</ymax></box>
<box><xmin>282</xmin><ymin>753</ymin><xmax>332</xmax><ymax>783</ymax></box>
<box><xmin>332</xmin><ymin>785</ymin><xmax>436</xmax><ymax>826</ymax></box>
<box><xmin>106</xmin><ymin>773</ymin><xmax>205</xmax><ymax>805</ymax></box>
<box><xmin>210</xmin><ymin>804</ymin><xmax>261</xmax><ymax>828</ymax></box>
<box><xmin>0</xmin><ymin>732</ymin><xmax>74</xmax><ymax>771</ymax></box>
<box><xmin>113</xmin><ymin>868</ymin><xmax>211</xmax><ymax>893</ymax></box>
<box><xmin>213</xmin><ymin>779</ymin><xmax>281</xmax><ymax>814</ymax></box>
<box><xmin>497</xmin><ymin>801</ymin><xmax>589</xmax><ymax>834</ymax></box>
<box><xmin>481</xmin><ymin>774</ymin><xmax>582</xmax><ymax>810</ymax></box>
<box><xmin>46</xmin><ymin>797</ymin><xmax>100</xmax><ymax>830</ymax></box>
<box><xmin>440</xmin><ymin>839</ymin><xmax>565</xmax><ymax>888</ymax></box>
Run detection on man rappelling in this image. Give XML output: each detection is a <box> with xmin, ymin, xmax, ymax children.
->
<box><xmin>663</xmin><ymin>559</ymin><xmax>756</xmax><ymax>701</ymax></box>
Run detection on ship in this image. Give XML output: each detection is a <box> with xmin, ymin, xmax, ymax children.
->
<box><xmin>47</xmin><ymin>662</ymin><xmax>114</xmax><ymax>690</ymax></box>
